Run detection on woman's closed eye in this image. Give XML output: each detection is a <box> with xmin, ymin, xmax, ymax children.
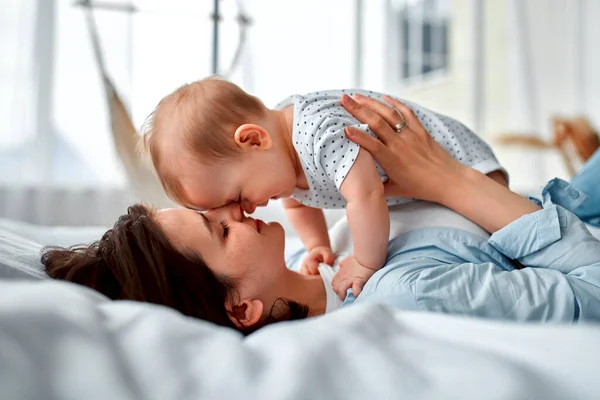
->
<box><xmin>198</xmin><ymin>212</ymin><xmax>229</xmax><ymax>239</ymax></box>
<box><xmin>220</xmin><ymin>220</ymin><xmax>230</xmax><ymax>238</ymax></box>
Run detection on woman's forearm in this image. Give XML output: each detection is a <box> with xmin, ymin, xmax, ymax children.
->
<box><xmin>438</xmin><ymin>168</ymin><xmax>541</xmax><ymax>233</ymax></box>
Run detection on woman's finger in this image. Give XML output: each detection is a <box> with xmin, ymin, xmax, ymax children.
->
<box><xmin>345</xmin><ymin>128</ymin><xmax>398</xmax><ymax>171</ymax></box>
<box><xmin>353</xmin><ymin>93</ymin><xmax>406</xmax><ymax>127</ymax></box>
<box><xmin>382</xmin><ymin>96</ymin><xmax>419</xmax><ymax>126</ymax></box>
<box><xmin>345</xmin><ymin>128</ymin><xmax>398</xmax><ymax>176</ymax></box>
<box><xmin>343</xmin><ymin>127</ymin><xmax>385</xmax><ymax>155</ymax></box>
<box><xmin>341</xmin><ymin>95</ymin><xmax>398</xmax><ymax>145</ymax></box>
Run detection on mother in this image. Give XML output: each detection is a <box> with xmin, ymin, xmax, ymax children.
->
<box><xmin>42</xmin><ymin>96</ymin><xmax>600</xmax><ymax>334</ymax></box>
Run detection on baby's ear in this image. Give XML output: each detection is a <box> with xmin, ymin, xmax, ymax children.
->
<box><xmin>233</xmin><ymin>124</ymin><xmax>272</xmax><ymax>150</ymax></box>
<box><xmin>226</xmin><ymin>299</ymin><xmax>264</xmax><ymax>329</ymax></box>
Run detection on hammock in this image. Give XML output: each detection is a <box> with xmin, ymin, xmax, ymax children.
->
<box><xmin>79</xmin><ymin>0</ymin><xmax>251</xmax><ymax>208</ymax></box>
<box><xmin>82</xmin><ymin>3</ymin><xmax>172</xmax><ymax>208</ymax></box>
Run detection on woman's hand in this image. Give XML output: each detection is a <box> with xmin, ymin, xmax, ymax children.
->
<box><xmin>341</xmin><ymin>94</ymin><xmax>540</xmax><ymax>233</ymax></box>
<box><xmin>340</xmin><ymin>94</ymin><xmax>468</xmax><ymax>203</ymax></box>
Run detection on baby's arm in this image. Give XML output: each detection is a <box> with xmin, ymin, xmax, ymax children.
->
<box><xmin>332</xmin><ymin>149</ymin><xmax>389</xmax><ymax>298</ymax></box>
<box><xmin>282</xmin><ymin>198</ymin><xmax>334</xmax><ymax>273</ymax></box>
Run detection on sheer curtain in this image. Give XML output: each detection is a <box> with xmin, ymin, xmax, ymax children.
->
<box><xmin>507</xmin><ymin>0</ymin><xmax>600</xmax><ymax>135</ymax></box>
<box><xmin>0</xmin><ymin>0</ymin><xmax>39</xmax><ymax>183</ymax></box>
<box><xmin>504</xmin><ymin>0</ymin><xmax>600</xmax><ymax>190</ymax></box>
<box><xmin>236</xmin><ymin>0</ymin><xmax>357</xmax><ymax>107</ymax></box>
<box><xmin>0</xmin><ymin>0</ymin><xmax>128</xmax><ymax>187</ymax></box>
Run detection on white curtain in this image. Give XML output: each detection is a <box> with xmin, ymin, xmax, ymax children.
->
<box><xmin>508</xmin><ymin>0</ymin><xmax>600</xmax><ymax>135</ymax></box>
<box><xmin>0</xmin><ymin>0</ymin><xmax>38</xmax><ymax>183</ymax></box>
<box><xmin>236</xmin><ymin>0</ymin><xmax>357</xmax><ymax>107</ymax></box>
<box><xmin>503</xmin><ymin>0</ymin><xmax>600</xmax><ymax>189</ymax></box>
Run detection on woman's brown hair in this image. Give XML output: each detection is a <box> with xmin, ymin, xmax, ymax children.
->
<box><xmin>41</xmin><ymin>204</ymin><xmax>307</xmax><ymax>335</ymax></box>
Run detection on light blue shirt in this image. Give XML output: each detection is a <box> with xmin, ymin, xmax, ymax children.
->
<box><xmin>335</xmin><ymin>178</ymin><xmax>600</xmax><ymax>322</ymax></box>
<box><xmin>570</xmin><ymin>147</ymin><xmax>600</xmax><ymax>227</ymax></box>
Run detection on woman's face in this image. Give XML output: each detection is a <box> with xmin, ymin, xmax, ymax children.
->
<box><xmin>154</xmin><ymin>203</ymin><xmax>287</xmax><ymax>300</ymax></box>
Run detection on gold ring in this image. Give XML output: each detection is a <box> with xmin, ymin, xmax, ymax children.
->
<box><xmin>395</xmin><ymin>120</ymin><xmax>408</xmax><ymax>133</ymax></box>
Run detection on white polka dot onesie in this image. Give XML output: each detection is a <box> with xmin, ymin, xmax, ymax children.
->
<box><xmin>275</xmin><ymin>90</ymin><xmax>505</xmax><ymax>209</ymax></box>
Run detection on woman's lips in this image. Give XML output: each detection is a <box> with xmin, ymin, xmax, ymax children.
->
<box><xmin>256</xmin><ymin>219</ymin><xmax>264</xmax><ymax>233</ymax></box>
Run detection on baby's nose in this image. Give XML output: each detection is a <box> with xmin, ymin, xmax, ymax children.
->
<box><xmin>242</xmin><ymin>201</ymin><xmax>256</xmax><ymax>214</ymax></box>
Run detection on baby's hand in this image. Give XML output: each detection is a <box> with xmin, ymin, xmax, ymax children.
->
<box><xmin>331</xmin><ymin>256</ymin><xmax>375</xmax><ymax>300</ymax></box>
<box><xmin>300</xmin><ymin>246</ymin><xmax>334</xmax><ymax>275</ymax></box>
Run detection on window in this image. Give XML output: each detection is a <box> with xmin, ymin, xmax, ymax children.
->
<box><xmin>393</xmin><ymin>0</ymin><xmax>450</xmax><ymax>82</ymax></box>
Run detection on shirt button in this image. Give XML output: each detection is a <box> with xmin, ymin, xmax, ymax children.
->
<box><xmin>569</xmin><ymin>189</ymin><xmax>580</xmax><ymax>199</ymax></box>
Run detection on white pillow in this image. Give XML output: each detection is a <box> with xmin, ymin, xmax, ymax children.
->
<box><xmin>0</xmin><ymin>223</ymin><xmax>47</xmax><ymax>280</ymax></box>
<box><xmin>0</xmin><ymin>219</ymin><xmax>106</xmax><ymax>281</ymax></box>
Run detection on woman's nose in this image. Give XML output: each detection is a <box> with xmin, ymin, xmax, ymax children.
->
<box><xmin>229</xmin><ymin>202</ymin><xmax>244</xmax><ymax>220</ymax></box>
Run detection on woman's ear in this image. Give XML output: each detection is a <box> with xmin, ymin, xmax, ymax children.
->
<box><xmin>226</xmin><ymin>299</ymin><xmax>264</xmax><ymax>329</ymax></box>
<box><xmin>233</xmin><ymin>124</ymin><xmax>272</xmax><ymax>150</ymax></box>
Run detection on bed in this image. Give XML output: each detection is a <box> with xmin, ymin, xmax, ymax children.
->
<box><xmin>1</xmin><ymin>217</ymin><xmax>600</xmax><ymax>400</ymax></box>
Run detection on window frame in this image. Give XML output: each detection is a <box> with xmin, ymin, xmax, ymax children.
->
<box><xmin>386</xmin><ymin>0</ymin><xmax>451</xmax><ymax>89</ymax></box>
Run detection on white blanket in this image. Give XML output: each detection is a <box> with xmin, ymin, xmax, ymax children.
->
<box><xmin>0</xmin><ymin>278</ymin><xmax>599</xmax><ymax>400</ymax></box>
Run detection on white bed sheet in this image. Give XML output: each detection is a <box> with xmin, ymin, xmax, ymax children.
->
<box><xmin>0</xmin><ymin>278</ymin><xmax>599</xmax><ymax>400</ymax></box>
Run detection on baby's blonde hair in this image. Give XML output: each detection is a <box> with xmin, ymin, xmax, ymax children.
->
<box><xmin>141</xmin><ymin>76</ymin><xmax>266</xmax><ymax>203</ymax></box>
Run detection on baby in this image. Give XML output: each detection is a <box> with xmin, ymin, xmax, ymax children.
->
<box><xmin>142</xmin><ymin>77</ymin><xmax>506</xmax><ymax>298</ymax></box>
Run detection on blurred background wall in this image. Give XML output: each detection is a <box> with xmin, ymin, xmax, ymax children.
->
<box><xmin>1</xmin><ymin>0</ymin><xmax>599</xmax><ymax>227</ymax></box>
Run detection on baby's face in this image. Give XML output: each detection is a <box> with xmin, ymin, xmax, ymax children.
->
<box><xmin>175</xmin><ymin>150</ymin><xmax>297</xmax><ymax>213</ymax></box>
